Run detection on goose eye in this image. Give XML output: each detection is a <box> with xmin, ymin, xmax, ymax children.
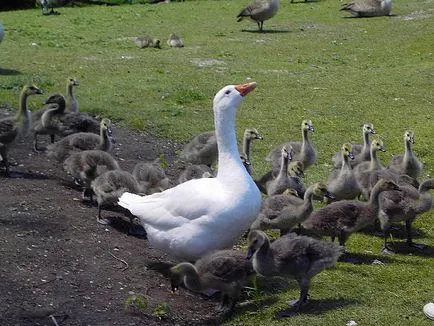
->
<box><xmin>225</xmin><ymin>90</ymin><xmax>231</xmax><ymax>95</ymax></box>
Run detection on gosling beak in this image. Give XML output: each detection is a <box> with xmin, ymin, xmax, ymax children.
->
<box><xmin>36</xmin><ymin>89</ymin><xmax>43</xmax><ymax>95</ymax></box>
<box><xmin>235</xmin><ymin>82</ymin><xmax>257</xmax><ymax>97</ymax></box>
<box><xmin>170</xmin><ymin>279</ymin><xmax>178</xmax><ymax>293</ymax></box>
<box><xmin>296</xmin><ymin>170</ymin><xmax>305</xmax><ymax>178</ymax></box>
<box><xmin>371</xmin><ymin>129</ymin><xmax>376</xmax><ymax>134</ymax></box>
<box><xmin>324</xmin><ymin>191</ymin><xmax>335</xmax><ymax>200</ymax></box>
<box><xmin>246</xmin><ymin>247</ymin><xmax>255</xmax><ymax>260</ymax></box>
<box><xmin>379</xmin><ymin>147</ymin><xmax>386</xmax><ymax>152</ymax></box>
<box><xmin>393</xmin><ymin>184</ymin><xmax>401</xmax><ymax>191</ymax></box>
<box><xmin>256</xmin><ymin>134</ymin><xmax>263</xmax><ymax>140</ymax></box>
<box><xmin>348</xmin><ymin>152</ymin><xmax>355</xmax><ymax>160</ymax></box>
<box><xmin>309</xmin><ymin>126</ymin><xmax>315</xmax><ymax>132</ymax></box>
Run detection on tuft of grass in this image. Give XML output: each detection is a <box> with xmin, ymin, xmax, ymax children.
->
<box><xmin>0</xmin><ymin>1</ymin><xmax>433</xmax><ymax>325</ymax></box>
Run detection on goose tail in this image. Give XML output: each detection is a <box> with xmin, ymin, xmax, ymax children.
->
<box><xmin>118</xmin><ymin>192</ymin><xmax>145</xmax><ymax>210</ymax></box>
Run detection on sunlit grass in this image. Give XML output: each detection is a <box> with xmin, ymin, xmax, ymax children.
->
<box><xmin>0</xmin><ymin>1</ymin><xmax>433</xmax><ymax>324</ymax></box>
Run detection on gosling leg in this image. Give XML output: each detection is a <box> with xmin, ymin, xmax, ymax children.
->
<box><xmin>405</xmin><ymin>219</ymin><xmax>425</xmax><ymax>250</ymax></box>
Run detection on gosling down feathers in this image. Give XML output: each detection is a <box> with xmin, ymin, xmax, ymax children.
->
<box><xmin>180</xmin><ymin>130</ymin><xmax>217</xmax><ymax>167</ymax></box>
<box><xmin>46</xmin><ymin>118</ymin><xmax>112</xmax><ymax>163</ymax></box>
<box><xmin>135</xmin><ymin>36</ymin><xmax>161</xmax><ymax>49</ymax></box>
<box><xmin>267</xmin><ymin>119</ymin><xmax>316</xmax><ymax>172</ymax></box>
<box><xmin>170</xmin><ymin>249</ymin><xmax>254</xmax><ymax>312</ymax></box>
<box><xmin>132</xmin><ymin>160</ymin><xmax>170</xmax><ymax>195</ymax></box>
<box><xmin>341</xmin><ymin>0</ymin><xmax>392</xmax><ymax>17</ymax></box>
<box><xmin>0</xmin><ymin>85</ymin><xmax>43</xmax><ymax>176</ymax></box>
<box><xmin>118</xmin><ymin>82</ymin><xmax>261</xmax><ymax>261</ymax></box>
<box><xmin>246</xmin><ymin>230</ymin><xmax>343</xmax><ymax>314</ymax></box>
<box><xmin>303</xmin><ymin>179</ymin><xmax>400</xmax><ymax>247</ymax></box>
<box><xmin>167</xmin><ymin>33</ymin><xmax>184</xmax><ymax>48</ymax></box>
<box><xmin>379</xmin><ymin>178</ymin><xmax>434</xmax><ymax>253</ymax></box>
<box><xmin>237</xmin><ymin>0</ymin><xmax>280</xmax><ymax>32</ymax></box>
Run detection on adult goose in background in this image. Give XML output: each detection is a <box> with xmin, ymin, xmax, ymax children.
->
<box><xmin>378</xmin><ymin>179</ymin><xmax>434</xmax><ymax>253</ymax></box>
<box><xmin>266</xmin><ymin>119</ymin><xmax>316</xmax><ymax>173</ymax></box>
<box><xmin>132</xmin><ymin>160</ymin><xmax>170</xmax><ymax>195</ymax></box>
<box><xmin>246</xmin><ymin>230</ymin><xmax>343</xmax><ymax>315</ymax></box>
<box><xmin>332</xmin><ymin>123</ymin><xmax>376</xmax><ymax>168</ymax></box>
<box><xmin>91</xmin><ymin>169</ymin><xmax>141</xmax><ymax>225</ymax></box>
<box><xmin>167</xmin><ymin>33</ymin><xmax>184</xmax><ymax>48</ymax></box>
<box><xmin>250</xmin><ymin>182</ymin><xmax>333</xmax><ymax>236</ymax></box>
<box><xmin>118</xmin><ymin>82</ymin><xmax>261</xmax><ymax>261</ymax></box>
<box><xmin>341</xmin><ymin>0</ymin><xmax>392</xmax><ymax>17</ymax></box>
<box><xmin>0</xmin><ymin>85</ymin><xmax>43</xmax><ymax>176</ymax></box>
<box><xmin>170</xmin><ymin>249</ymin><xmax>254</xmax><ymax>313</ymax></box>
<box><xmin>64</xmin><ymin>150</ymin><xmax>120</xmax><ymax>201</ymax></box>
<box><xmin>46</xmin><ymin>118</ymin><xmax>112</xmax><ymax>163</ymax></box>
<box><xmin>387</xmin><ymin>130</ymin><xmax>423</xmax><ymax>180</ymax></box>
<box><xmin>327</xmin><ymin>143</ymin><xmax>361</xmax><ymax>201</ymax></box>
<box><xmin>241</xmin><ymin>127</ymin><xmax>262</xmax><ymax>175</ymax></box>
<box><xmin>302</xmin><ymin>179</ymin><xmax>400</xmax><ymax>248</ymax></box>
<box><xmin>180</xmin><ymin>130</ymin><xmax>217</xmax><ymax>167</ymax></box>
<box><xmin>65</xmin><ymin>77</ymin><xmax>79</xmax><ymax>113</ymax></box>
<box><xmin>237</xmin><ymin>0</ymin><xmax>280</xmax><ymax>32</ymax></box>
<box><xmin>36</xmin><ymin>0</ymin><xmax>61</xmax><ymax>15</ymax></box>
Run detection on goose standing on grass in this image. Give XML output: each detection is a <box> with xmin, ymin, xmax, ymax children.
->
<box><xmin>237</xmin><ymin>0</ymin><xmax>280</xmax><ymax>32</ymax></box>
<box><xmin>340</xmin><ymin>0</ymin><xmax>392</xmax><ymax>17</ymax></box>
<box><xmin>241</xmin><ymin>127</ymin><xmax>262</xmax><ymax>175</ymax></box>
<box><xmin>46</xmin><ymin>118</ymin><xmax>112</xmax><ymax>162</ymax></box>
<box><xmin>118</xmin><ymin>82</ymin><xmax>261</xmax><ymax>261</ymax></box>
<box><xmin>170</xmin><ymin>249</ymin><xmax>255</xmax><ymax>312</ymax></box>
<box><xmin>327</xmin><ymin>143</ymin><xmax>361</xmax><ymax>201</ymax></box>
<box><xmin>250</xmin><ymin>182</ymin><xmax>333</xmax><ymax>236</ymax></box>
<box><xmin>387</xmin><ymin>130</ymin><xmax>423</xmax><ymax>179</ymax></box>
<box><xmin>265</xmin><ymin>146</ymin><xmax>294</xmax><ymax>196</ymax></box>
<box><xmin>267</xmin><ymin>119</ymin><xmax>316</xmax><ymax>172</ymax></box>
<box><xmin>332</xmin><ymin>123</ymin><xmax>376</xmax><ymax>168</ymax></box>
<box><xmin>379</xmin><ymin>179</ymin><xmax>434</xmax><ymax>253</ymax></box>
<box><xmin>65</xmin><ymin>77</ymin><xmax>80</xmax><ymax>113</ymax></box>
<box><xmin>180</xmin><ymin>130</ymin><xmax>217</xmax><ymax>167</ymax></box>
<box><xmin>132</xmin><ymin>160</ymin><xmax>170</xmax><ymax>195</ymax></box>
<box><xmin>303</xmin><ymin>179</ymin><xmax>400</xmax><ymax>248</ymax></box>
<box><xmin>0</xmin><ymin>85</ymin><xmax>43</xmax><ymax>176</ymax></box>
<box><xmin>246</xmin><ymin>230</ymin><xmax>343</xmax><ymax>315</ymax></box>
<box><xmin>64</xmin><ymin>150</ymin><xmax>120</xmax><ymax>201</ymax></box>
<box><xmin>167</xmin><ymin>33</ymin><xmax>184</xmax><ymax>48</ymax></box>
<box><xmin>91</xmin><ymin>169</ymin><xmax>141</xmax><ymax>225</ymax></box>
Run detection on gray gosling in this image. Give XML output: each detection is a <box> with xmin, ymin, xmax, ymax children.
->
<box><xmin>180</xmin><ymin>130</ymin><xmax>217</xmax><ymax>167</ymax></box>
<box><xmin>167</xmin><ymin>33</ymin><xmax>184</xmax><ymax>47</ymax></box>
<box><xmin>387</xmin><ymin>130</ymin><xmax>423</xmax><ymax>179</ymax></box>
<box><xmin>251</xmin><ymin>182</ymin><xmax>333</xmax><ymax>236</ymax></box>
<box><xmin>246</xmin><ymin>230</ymin><xmax>343</xmax><ymax>315</ymax></box>
<box><xmin>46</xmin><ymin>118</ymin><xmax>112</xmax><ymax>163</ymax></box>
<box><xmin>267</xmin><ymin>119</ymin><xmax>316</xmax><ymax>173</ymax></box>
<box><xmin>177</xmin><ymin>163</ymin><xmax>213</xmax><ymax>184</ymax></box>
<box><xmin>0</xmin><ymin>85</ymin><xmax>43</xmax><ymax>175</ymax></box>
<box><xmin>132</xmin><ymin>160</ymin><xmax>170</xmax><ymax>194</ymax></box>
<box><xmin>237</xmin><ymin>0</ymin><xmax>280</xmax><ymax>32</ymax></box>
<box><xmin>265</xmin><ymin>146</ymin><xmax>294</xmax><ymax>196</ymax></box>
<box><xmin>135</xmin><ymin>35</ymin><xmax>161</xmax><ymax>49</ymax></box>
<box><xmin>65</xmin><ymin>77</ymin><xmax>80</xmax><ymax>113</ymax></box>
<box><xmin>170</xmin><ymin>249</ymin><xmax>254</xmax><ymax>313</ymax></box>
<box><xmin>242</xmin><ymin>127</ymin><xmax>262</xmax><ymax>175</ymax></box>
<box><xmin>63</xmin><ymin>150</ymin><xmax>120</xmax><ymax>201</ymax></box>
<box><xmin>91</xmin><ymin>169</ymin><xmax>141</xmax><ymax>225</ymax></box>
<box><xmin>379</xmin><ymin>178</ymin><xmax>434</xmax><ymax>253</ymax></box>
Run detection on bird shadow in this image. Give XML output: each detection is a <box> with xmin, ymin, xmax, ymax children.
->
<box><xmin>241</xmin><ymin>29</ymin><xmax>292</xmax><ymax>34</ymax></box>
<box><xmin>359</xmin><ymin>222</ymin><xmax>428</xmax><ymax>240</ymax></box>
<box><xmin>384</xmin><ymin>243</ymin><xmax>434</xmax><ymax>258</ymax></box>
<box><xmin>0</xmin><ymin>68</ymin><xmax>21</xmax><ymax>76</ymax></box>
<box><xmin>339</xmin><ymin>251</ymin><xmax>396</xmax><ymax>265</ymax></box>
<box><xmin>1</xmin><ymin>169</ymin><xmax>55</xmax><ymax>180</ymax></box>
<box><xmin>256</xmin><ymin>275</ymin><xmax>293</xmax><ymax>294</ymax></box>
<box><xmin>278</xmin><ymin>297</ymin><xmax>359</xmax><ymax>318</ymax></box>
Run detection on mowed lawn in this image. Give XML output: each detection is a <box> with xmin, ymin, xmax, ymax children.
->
<box><xmin>0</xmin><ymin>0</ymin><xmax>433</xmax><ymax>325</ymax></box>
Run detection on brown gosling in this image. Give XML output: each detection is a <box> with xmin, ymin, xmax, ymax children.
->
<box><xmin>246</xmin><ymin>230</ymin><xmax>343</xmax><ymax>315</ymax></box>
<box><xmin>0</xmin><ymin>85</ymin><xmax>43</xmax><ymax>176</ymax></box>
<box><xmin>167</xmin><ymin>33</ymin><xmax>184</xmax><ymax>48</ymax></box>
<box><xmin>302</xmin><ymin>179</ymin><xmax>400</xmax><ymax>248</ymax></box>
<box><xmin>170</xmin><ymin>249</ymin><xmax>254</xmax><ymax>313</ymax></box>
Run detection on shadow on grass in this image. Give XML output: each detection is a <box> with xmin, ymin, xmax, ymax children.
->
<box><xmin>339</xmin><ymin>251</ymin><xmax>396</xmax><ymax>265</ymax></box>
<box><xmin>0</xmin><ymin>68</ymin><xmax>21</xmax><ymax>76</ymax></box>
<box><xmin>359</xmin><ymin>222</ymin><xmax>428</xmax><ymax>240</ymax></box>
<box><xmin>385</xmin><ymin>243</ymin><xmax>434</xmax><ymax>258</ymax></box>
<box><xmin>1</xmin><ymin>170</ymin><xmax>55</xmax><ymax>180</ymax></box>
<box><xmin>294</xmin><ymin>297</ymin><xmax>359</xmax><ymax>316</ymax></box>
<box><xmin>241</xmin><ymin>29</ymin><xmax>292</xmax><ymax>34</ymax></box>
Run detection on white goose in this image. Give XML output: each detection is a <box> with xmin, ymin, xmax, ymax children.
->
<box><xmin>119</xmin><ymin>82</ymin><xmax>261</xmax><ymax>261</ymax></box>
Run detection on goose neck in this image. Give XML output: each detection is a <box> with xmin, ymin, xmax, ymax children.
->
<box><xmin>404</xmin><ymin>139</ymin><xmax>413</xmax><ymax>160</ymax></box>
<box><xmin>362</xmin><ymin>131</ymin><xmax>371</xmax><ymax>151</ymax></box>
<box><xmin>368</xmin><ymin>183</ymin><xmax>384</xmax><ymax>208</ymax></box>
<box><xmin>303</xmin><ymin>186</ymin><xmax>314</xmax><ymax>208</ymax></box>
<box><xmin>100</xmin><ymin>127</ymin><xmax>112</xmax><ymax>152</ymax></box>
<box><xmin>176</xmin><ymin>263</ymin><xmax>202</xmax><ymax>293</ymax></box>
<box><xmin>242</xmin><ymin>136</ymin><xmax>251</xmax><ymax>160</ymax></box>
<box><xmin>278</xmin><ymin>153</ymin><xmax>289</xmax><ymax>177</ymax></box>
<box><xmin>369</xmin><ymin>149</ymin><xmax>382</xmax><ymax>170</ymax></box>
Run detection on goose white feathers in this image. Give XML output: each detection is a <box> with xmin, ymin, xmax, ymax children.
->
<box><xmin>119</xmin><ymin>82</ymin><xmax>261</xmax><ymax>261</ymax></box>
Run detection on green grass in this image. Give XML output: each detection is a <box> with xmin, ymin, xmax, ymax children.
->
<box><xmin>0</xmin><ymin>1</ymin><xmax>433</xmax><ymax>324</ymax></box>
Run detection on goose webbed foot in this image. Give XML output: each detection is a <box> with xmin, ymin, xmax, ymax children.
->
<box><xmin>97</xmin><ymin>206</ymin><xmax>112</xmax><ymax>225</ymax></box>
<box><xmin>216</xmin><ymin>295</ymin><xmax>234</xmax><ymax>314</ymax></box>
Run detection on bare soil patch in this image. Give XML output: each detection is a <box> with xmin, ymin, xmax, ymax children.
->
<box><xmin>0</xmin><ymin>107</ymin><xmax>234</xmax><ymax>325</ymax></box>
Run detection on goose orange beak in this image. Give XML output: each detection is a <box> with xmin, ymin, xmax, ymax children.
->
<box><xmin>235</xmin><ymin>82</ymin><xmax>257</xmax><ymax>97</ymax></box>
